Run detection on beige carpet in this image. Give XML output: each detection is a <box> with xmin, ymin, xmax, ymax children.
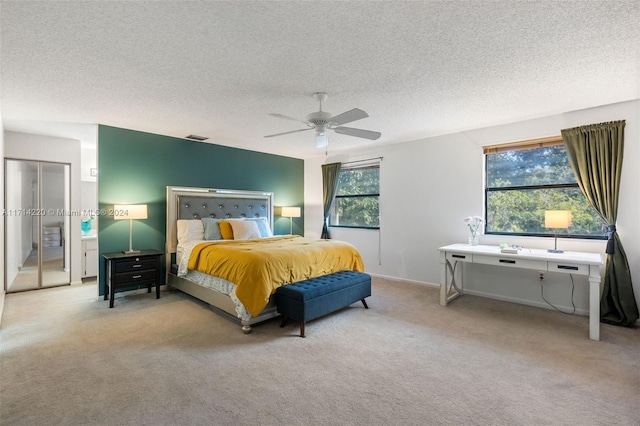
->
<box><xmin>8</xmin><ymin>247</ymin><xmax>69</xmax><ymax>292</ymax></box>
<box><xmin>1</xmin><ymin>277</ymin><xmax>638</xmax><ymax>425</ymax></box>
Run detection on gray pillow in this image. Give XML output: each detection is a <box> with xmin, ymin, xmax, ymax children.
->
<box><xmin>201</xmin><ymin>218</ymin><xmax>223</xmax><ymax>240</ymax></box>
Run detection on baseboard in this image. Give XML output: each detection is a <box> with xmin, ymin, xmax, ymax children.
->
<box><xmin>0</xmin><ymin>290</ymin><xmax>5</xmax><ymax>327</ymax></box>
<box><xmin>367</xmin><ymin>272</ymin><xmax>439</xmax><ymax>288</ymax></box>
<box><xmin>452</xmin><ymin>288</ymin><xmax>589</xmax><ymax>316</ymax></box>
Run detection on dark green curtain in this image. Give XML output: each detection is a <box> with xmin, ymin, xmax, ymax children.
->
<box><xmin>561</xmin><ymin>120</ymin><xmax>638</xmax><ymax>326</ymax></box>
<box><xmin>321</xmin><ymin>162</ymin><xmax>341</xmax><ymax>239</ymax></box>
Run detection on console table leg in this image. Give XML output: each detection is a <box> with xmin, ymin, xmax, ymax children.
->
<box><xmin>440</xmin><ymin>256</ymin><xmax>462</xmax><ymax>306</ymax></box>
<box><xmin>589</xmin><ymin>272</ymin><xmax>600</xmax><ymax>341</ymax></box>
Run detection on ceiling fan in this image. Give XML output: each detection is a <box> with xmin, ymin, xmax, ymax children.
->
<box><xmin>264</xmin><ymin>92</ymin><xmax>381</xmax><ymax>148</ymax></box>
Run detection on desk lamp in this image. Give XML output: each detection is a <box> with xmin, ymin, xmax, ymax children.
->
<box><xmin>114</xmin><ymin>204</ymin><xmax>148</xmax><ymax>254</ymax></box>
<box><xmin>545</xmin><ymin>210</ymin><xmax>571</xmax><ymax>253</ymax></box>
<box><xmin>281</xmin><ymin>207</ymin><xmax>301</xmax><ymax>235</ymax></box>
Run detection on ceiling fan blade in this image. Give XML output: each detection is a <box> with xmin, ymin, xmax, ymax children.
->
<box><xmin>330</xmin><ymin>108</ymin><xmax>369</xmax><ymax>126</ymax></box>
<box><xmin>334</xmin><ymin>126</ymin><xmax>381</xmax><ymax>140</ymax></box>
<box><xmin>269</xmin><ymin>113</ymin><xmax>311</xmax><ymax>126</ymax></box>
<box><xmin>264</xmin><ymin>128</ymin><xmax>313</xmax><ymax>138</ymax></box>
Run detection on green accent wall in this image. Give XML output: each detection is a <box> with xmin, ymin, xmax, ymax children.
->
<box><xmin>97</xmin><ymin>125</ymin><xmax>304</xmax><ymax>296</ymax></box>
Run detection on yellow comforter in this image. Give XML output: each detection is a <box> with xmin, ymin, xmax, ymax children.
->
<box><xmin>187</xmin><ymin>235</ymin><xmax>365</xmax><ymax>317</ymax></box>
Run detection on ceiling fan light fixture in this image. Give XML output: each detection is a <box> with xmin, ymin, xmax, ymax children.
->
<box><xmin>315</xmin><ymin>131</ymin><xmax>328</xmax><ymax>148</ymax></box>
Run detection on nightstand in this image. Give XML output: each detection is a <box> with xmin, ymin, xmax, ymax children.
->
<box><xmin>102</xmin><ymin>250</ymin><xmax>163</xmax><ymax>308</ymax></box>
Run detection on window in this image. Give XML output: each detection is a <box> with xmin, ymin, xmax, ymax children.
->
<box><xmin>484</xmin><ymin>137</ymin><xmax>606</xmax><ymax>238</ymax></box>
<box><xmin>329</xmin><ymin>163</ymin><xmax>380</xmax><ymax>229</ymax></box>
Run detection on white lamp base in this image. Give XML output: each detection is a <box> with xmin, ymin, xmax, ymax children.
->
<box><xmin>547</xmin><ymin>235</ymin><xmax>564</xmax><ymax>253</ymax></box>
<box><xmin>122</xmin><ymin>219</ymin><xmax>141</xmax><ymax>254</ymax></box>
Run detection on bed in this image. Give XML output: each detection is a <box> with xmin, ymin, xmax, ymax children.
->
<box><xmin>165</xmin><ymin>186</ymin><xmax>364</xmax><ymax>333</ymax></box>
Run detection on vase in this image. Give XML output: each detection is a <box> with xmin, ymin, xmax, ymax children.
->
<box><xmin>468</xmin><ymin>232</ymin><xmax>479</xmax><ymax>246</ymax></box>
<box><xmin>81</xmin><ymin>219</ymin><xmax>92</xmax><ymax>235</ymax></box>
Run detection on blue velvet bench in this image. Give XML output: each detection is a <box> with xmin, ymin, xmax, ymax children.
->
<box><xmin>276</xmin><ymin>270</ymin><xmax>371</xmax><ymax>337</ymax></box>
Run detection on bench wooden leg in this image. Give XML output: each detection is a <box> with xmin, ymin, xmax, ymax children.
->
<box><xmin>361</xmin><ymin>299</ymin><xmax>369</xmax><ymax>309</ymax></box>
<box><xmin>281</xmin><ymin>317</ymin><xmax>306</xmax><ymax>338</ymax></box>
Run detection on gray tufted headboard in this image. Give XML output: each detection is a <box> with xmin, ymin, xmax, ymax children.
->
<box><xmin>166</xmin><ymin>186</ymin><xmax>274</xmax><ymax>254</ymax></box>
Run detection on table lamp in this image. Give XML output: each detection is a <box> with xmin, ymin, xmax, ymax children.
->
<box><xmin>114</xmin><ymin>204</ymin><xmax>148</xmax><ymax>254</ymax></box>
<box><xmin>544</xmin><ymin>210</ymin><xmax>571</xmax><ymax>253</ymax></box>
<box><xmin>281</xmin><ymin>206</ymin><xmax>301</xmax><ymax>235</ymax></box>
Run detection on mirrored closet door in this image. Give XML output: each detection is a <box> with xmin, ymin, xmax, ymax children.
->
<box><xmin>5</xmin><ymin>159</ymin><xmax>71</xmax><ymax>292</ymax></box>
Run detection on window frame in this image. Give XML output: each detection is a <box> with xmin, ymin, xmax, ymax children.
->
<box><xmin>483</xmin><ymin>137</ymin><xmax>606</xmax><ymax>240</ymax></box>
<box><xmin>329</xmin><ymin>162</ymin><xmax>380</xmax><ymax>230</ymax></box>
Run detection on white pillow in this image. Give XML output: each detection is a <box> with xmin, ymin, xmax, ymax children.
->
<box><xmin>176</xmin><ymin>219</ymin><xmax>204</xmax><ymax>244</ymax></box>
<box><xmin>229</xmin><ymin>220</ymin><xmax>261</xmax><ymax>240</ymax></box>
<box><xmin>246</xmin><ymin>217</ymin><xmax>273</xmax><ymax>238</ymax></box>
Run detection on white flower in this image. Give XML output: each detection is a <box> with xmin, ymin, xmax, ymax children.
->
<box><xmin>465</xmin><ymin>215</ymin><xmax>484</xmax><ymax>237</ymax></box>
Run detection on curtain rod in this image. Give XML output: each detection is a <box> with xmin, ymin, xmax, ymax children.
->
<box><xmin>341</xmin><ymin>156</ymin><xmax>383</xmax><ymax>166</ymax></box>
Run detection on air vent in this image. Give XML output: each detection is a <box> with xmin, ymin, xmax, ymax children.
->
<box><xmin>185</xmin><ymin>134</ymin><xmax>208</xmax><ymax>141</ymax></box>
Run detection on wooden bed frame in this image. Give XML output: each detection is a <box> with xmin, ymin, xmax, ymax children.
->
<box><xmin>165</xmin><ymin>186</ymin><xmax>280</xmax><ymax>333</ymax></box>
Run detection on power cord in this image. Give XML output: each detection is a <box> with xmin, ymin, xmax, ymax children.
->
<box><xmin>539</xmin><ymin>273</ymin><xmax>576</xmax><ymax>315</ymax></box>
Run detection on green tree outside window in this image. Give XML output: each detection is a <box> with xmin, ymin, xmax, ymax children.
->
<box><xmin>330</xmin><ymin>166</ymin><xmax>380</xmax><ymax>229</ymax></box>
<box><xmin>486</xmin><ymin>144</ymin><xmax>606</xmax><ymax>237</ymax></box>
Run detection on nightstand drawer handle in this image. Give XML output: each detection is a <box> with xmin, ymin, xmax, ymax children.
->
<box><xmin>133</xmin><ymin>264</ymin><xmax>142</xmax><ymax>268</ymax></box>
<box><xmin>132</xmin><ymin>275</ymin><xmax>142</xmax><ymax>279</ymax></box>
<box><xmin>499</xmin><ymin>259</ymin><xmax>516</xmax><ymax>264</ymax></box>
<box><xmin>452</xmin><ymin>254</ymin><xmax>466</xmax><ymax>259</ymax></box>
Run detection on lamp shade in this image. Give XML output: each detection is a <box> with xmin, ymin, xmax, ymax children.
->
<box><xmin>114</xmin><ymin>204</ymin><xmax>148</xmax><ymax>220</ymax></box>
<box><xmin>281</xmin><ymin>206</ymin><xmax>301</xmax><ymax>218</ymax></box>
<box><xmin>544</xmin><ymin>210</ymin><xmax>571</xmax><ymax>229</ymax></box>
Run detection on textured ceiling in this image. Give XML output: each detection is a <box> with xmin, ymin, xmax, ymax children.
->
<box><xmin>1</xmin><ymin>1</ymin><xmax>639</xmax><ymax>159</ymax></box>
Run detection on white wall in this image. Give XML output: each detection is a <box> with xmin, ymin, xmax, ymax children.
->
<box><xmin>304</xmin><ymin>99</ymin><xmax>640</xmax><ymax>317</ymax></box>
<box><xmin>81</xmin><ymin>146</ymin><xmax>97</xmax><ymax>234</ymax></box>
<box><xmin>80</xmin><ymin>147</ymin><xmax>96</xmax><ymax>182</ymax></box>
<box><xmin>4</xmin><ymin>131</ymin><xmax>83</xmax><ymax>285</ymax></box>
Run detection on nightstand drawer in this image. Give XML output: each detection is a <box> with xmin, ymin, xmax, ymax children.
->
<box><xmin>115</xmin><ymin>258</ymin><xmax>158</xmax><ymax>273</ymax></box>
<box><xmin>473</xmin><ymin>254</ymin><xmax>545</xmax><ymax>271</ymax></box>
<box><xmin>114</xmin><ymin>270</ymin><xmax>158</xmax><ymax>285</ymax></box>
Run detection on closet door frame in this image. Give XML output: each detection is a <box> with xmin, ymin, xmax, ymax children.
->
<box><xmin>4</xmin><ymin>158</ymin><xmax>71</xmax><ymax>292</ymax></box>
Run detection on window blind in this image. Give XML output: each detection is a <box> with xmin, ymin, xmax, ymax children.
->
<box><xmin>483</xmin><ymin>136</ymin><xmax>563</xmax><ymax>155</ymax></box>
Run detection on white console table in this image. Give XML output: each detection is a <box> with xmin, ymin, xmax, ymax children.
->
<box><xmin>438</xmin><ymin>244</ymin><xmax>603</xmax><ymax>341</ymax></box>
